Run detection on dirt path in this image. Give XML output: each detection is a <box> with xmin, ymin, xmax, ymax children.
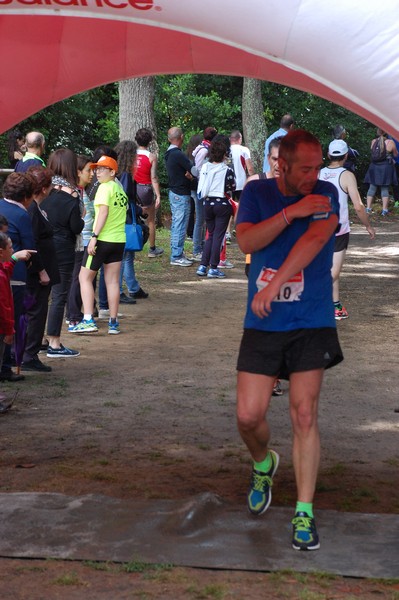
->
<box><xmin>0</xmin><ymin>216</ymin><xmax>398</xmax><ymax>599</ymax></box>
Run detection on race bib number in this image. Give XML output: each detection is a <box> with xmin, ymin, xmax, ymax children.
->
<box><xmin>256</xmin><ymin>267</ymin><xmax>304</xmax><ymax>301</ymax></box>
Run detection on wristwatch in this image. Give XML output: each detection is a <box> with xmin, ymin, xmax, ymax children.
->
<box><xmin>91</xmin><ymin>233</ymin><xmax>98</xmax><ymax>238</ymax></box>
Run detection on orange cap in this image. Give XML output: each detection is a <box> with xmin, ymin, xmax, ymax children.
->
<box><xmin>90</xmin><ymin>155</ymin><xmax>118</xmax><ymax>172</ymax></box>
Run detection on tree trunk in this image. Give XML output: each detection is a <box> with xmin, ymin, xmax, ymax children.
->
<box><xmin>119</xmin><ymin>77</ymin><xmax>156</xmax><ymax>143</ymax></box>
<box><xmin>242</xmin><ymin>78</ymin><xmax>267</xmax><ymax>174</ymax></box>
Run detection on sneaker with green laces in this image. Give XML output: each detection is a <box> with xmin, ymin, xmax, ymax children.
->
<box><xmin>247</xmin><ymin>449</ymin><xmax>279</xmax><ymax>515</ymax></box>
<box><xmin>70</xmin><ymin>318</ymin><xmax>98</xmax><ymax>333</ymax></box>
<box><xmin>292</xmin><ymin>511</ymin><xmax>320</xmax><ymax>551</ymax></box>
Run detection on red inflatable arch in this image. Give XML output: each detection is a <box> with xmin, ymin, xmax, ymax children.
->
<box><xmin>0</xmin><ymin>0</ymin><xmax>398</xmax><ymax>135</ymax></box>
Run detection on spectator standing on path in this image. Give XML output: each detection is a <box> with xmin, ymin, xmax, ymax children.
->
<box><xmin>236</xmin><ymin>129</ymin><xmax>343</xmax><ymax>552</ymax></box>
<box><xmin>262</xmin><ymin>114</ymin><xmax>295</xmax><ymax>173</ymax></box>
<box><xmin>14</xmin><ymin>132</ymin><xmax>45</xmax><ymax>172</ymax></box>
<box><xmin>388</xmin><ymin>136</ymin><xmax>399</xmax><ymax>205</ymax></box>
<box><xmin>164</xmin><ymin>127</ymin><xmax>195</xmax><ymax>267</ymax></box>
<box><xmin>319</xmin><ymin>139</ymin><xmax>375</xmax><ymax>321</ymax></box>
<box><xmin>115</xmin><ymin>140</ymin><xmax>149</xmax><ymax>302</ymax></box>
<box><xmin>66</xmin><ymin>155</ymin><xmax>96</xmax><ymax>329</ymax></box>
<box><xmin>0</xmin><ymin>233</ymin><xmax>34</xmax><ymax>405</ymax></box>
<box><xmin>22</xmin><ymin>166</ymin><xmax>59</xmax><ymax>373</ymax></box>
<box><xmin>71</xmin><ymin>155</ymin><xmax>128</xmax><ymax>336</ymax></box>
<box><xmin>40</xmin><ymin>149</ymin><xmax>83</xmax><ymax>358</ymax></box>
<box><xmin>364</xmin><ymin>128</ymin><xmax>398</xmax><ymax>216</ymax></box>
<box><xmin>133</xmin><ymin>128</ymin><xmax>163</xmax><ymax>259</ymax></box>
<box><xmin>196</xmin><ymin>137</ymin><xmax>236</xmax><ymax>279</ymax></box>
<box><xmin>0</xmin><ymin>172</ymin><xmax>36</xmax><ymax>382</ymax></box>
<box><xmin>229</xmin><ymin>130</ymin><xmax>254</xmax><ymax>201</ymax></box>
<box><xmin>190</xmin><ymin>127</ymin><xmax>219</xmax><ymax>261</ymax></box>
<box><xmin>332</xmin><ymin>124</ymin><xmax>359</xmax><ymax>173</ymax></box>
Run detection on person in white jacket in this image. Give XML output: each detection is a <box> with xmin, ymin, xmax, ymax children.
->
<box><xmin>196</xmin><ymin>137</ymin><xmax>236</xmax><ymax>278</ymax></box>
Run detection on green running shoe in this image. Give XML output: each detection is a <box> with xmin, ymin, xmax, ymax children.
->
<box><xmin>247</xmin><ymin>449</ymin><xmax>279</xmax><ymax>515</ymax></box>
<box><xmin>292</xmin><ymin>511</ymin><xmax>320</xmax><ymax>551</ymax></box>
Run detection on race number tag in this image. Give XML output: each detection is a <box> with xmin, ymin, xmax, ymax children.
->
<box><xmin>256</xmin><ymin>267</ymin><xmax>304</xmax><ymax>301</ymax></box>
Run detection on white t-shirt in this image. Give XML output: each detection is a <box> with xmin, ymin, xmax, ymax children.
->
<box><xmin>230</xmin><ymin>144</ymin><xmax>251</xmax><ymax>191</ymax></box>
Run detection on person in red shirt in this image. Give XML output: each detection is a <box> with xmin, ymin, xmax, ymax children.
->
<box><xmin>0</xmin><ymin>231</ymin><xmax>34</xmax><ymax>409</ymax></box>
<box><xmin>134</xmin><ymin>128</ymin><xmax>163</xmax><ymax>259</ymax></box>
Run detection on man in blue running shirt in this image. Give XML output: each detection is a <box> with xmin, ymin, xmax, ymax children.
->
<box><xmin>236</xmin><ymin>129</ymin><xmax>343</xmax><ymax>551</ymax></box>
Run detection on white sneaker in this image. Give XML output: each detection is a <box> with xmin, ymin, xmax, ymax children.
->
<box><xmin>218</xmin><ymin>259</ymin><xmax>234</xmax><ymax>269</ymax></box>
<box><xmin>191</xmin><ymin>253</ymin><xmax>202</xmax><ymax>262</ymax></box>
<box><xmin>170</xmin><ymin>256</ymin><xmax>193</xmax><ymax>267</ymax></box>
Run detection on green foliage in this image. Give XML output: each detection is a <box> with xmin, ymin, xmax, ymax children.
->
<box><xmin>1</xmin><ymin>74</ymin><xmax>379</xmax><ymax>190</ymax></box>
<box><xmin>0</xmin><ymin>84</ymin><xmax>118</xmax><ymax>163</ymax></box>
<box><xmin>261</xmin><ymin>82</ymin><xmax>376</xmax><ymax>183</ymax></box>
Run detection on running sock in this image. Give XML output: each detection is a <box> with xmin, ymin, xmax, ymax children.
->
<box><xmin>83</xmin><ymin>314</ymin><xmax>92</xmax><ymax>321</ymax></box>
<box><xmin>110</xmin><ymin>318</ymin><xmax>117</xmax><ymax>325</ymax></box>
<box><xmin>150</xmin><ymin>246</ymin><xmax>155</xmax><ymax>251</ymax></box>
<box><xmin>334</xmin><ymin>301</ymin><xmax>342</xmax><ymax>309</ymax></box>
<box><xmin>254</xmin><ymin>451</ymin><xmax>273</xmax><ymax>473</ymax></box>
<box><xmin>296</xmin><ymin>501</ymin><xmax>314</xmax><ymax>518</ymax></box>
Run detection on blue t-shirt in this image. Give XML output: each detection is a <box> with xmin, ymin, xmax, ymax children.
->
<box><xmin>236</xmin><ymin>178</ymin><xmax>339</xmax><ymax>332</ymax></box>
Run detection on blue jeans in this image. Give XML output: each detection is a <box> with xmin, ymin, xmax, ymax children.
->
<box><xmin>119</xmin><ymin>250</ymin><xmax>140</xmax><ymax>294</ymax></box>
<box><xmin>192</xmin><ymin>190</ymin><xmax>205</xmax><ymax>255</ymax></box>
<box><xmin>168</xmin><ymin>190</ymin><xmax>191</xmax><ymax>261</ymax></box>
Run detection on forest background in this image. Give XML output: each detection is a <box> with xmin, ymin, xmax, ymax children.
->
<box><xmin>0</xmin><ymin>75</ymin><xmax>380</xmax><ymax>216</ymax></box>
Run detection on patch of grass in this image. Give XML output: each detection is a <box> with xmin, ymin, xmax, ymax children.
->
<box><xmin>323</xmin><ymin>462</ymin><xmax>347</xmax><ymax>476</ymax></box>
<box><xmin>52</xmin><ymin>377</ymin><xmax>69</xmax><ymax>389</ymax></box>
<box><xmin>51</xmin><ymin>571</ymin><xmax>85</xmax><ymax>586</ymax></box>
<box><xmin>87</xmin><ymin>471</ymin><xmax>116</xmax><ymax>482</ymax></box>
<box><xmin>383</xmin><ymin>457</ymin><xmax>399</xmax><ymax>467</ymax></box>
<box><xmin>352</xmin><ymin>487</ymin><xmax>379</xmax><ymax>502</ymax></box>
<box><xmin>187</xmin><ymin>584</ymin><xmax>226</xmax><ymax>600</ymax></box>
<box><xmin>83</xmin><ymin>560</ymin><xmax>113</xmax><ymax>572</ymax></box>
<box><xmin>198</xmin><ymin>444</ymin><xmax>211</xmax><ymax>451</ymax></box>
<box><xmin>96</xmin><ymin>458</ymin><xmax>109</xmax><ymax>466</ymax></box>
<box><xmin>119</xmin><ymin>560</ymin><xmax>173</xmax><ymax>574</ymax></box>
<box><xmin>316</xmin><ymin>481</ymin><xmax>339</xmax><ymax>493</ymax></box>
<box><xmin>103</xmin><ymin>401</ymin><xmax>119</xmax><ymax>408</ymax></box>
<box><xmin>15</xmin><ymin>565</ymin><xmax>47</xmax><ymax>573</ymax></box>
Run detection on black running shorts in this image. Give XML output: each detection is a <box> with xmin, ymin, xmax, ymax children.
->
<box><xmin>82</xmin><ymin>240</ymin><xmax>125</xmax><ymax>272</ymax></box>
<box><xmin>334</xmin><ymin>232</ymin><xmax>349</xmax><ymax>252</ymax></box>
<box><xmin>237</xmin><ymin>327</ymin><xmax>343</xmax><ymax>380</ymax></box>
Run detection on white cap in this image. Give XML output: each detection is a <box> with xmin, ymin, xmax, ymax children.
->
<box><xmin>328</xmin><ymin>139</ymin><xmax>349</xmax><ymax>156</ymax></box>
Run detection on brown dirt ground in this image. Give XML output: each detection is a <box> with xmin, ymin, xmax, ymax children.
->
<box><xmin>0</xmin><ymin>213</ymin><xmax>398</xmax><ymax>599</ymax></box>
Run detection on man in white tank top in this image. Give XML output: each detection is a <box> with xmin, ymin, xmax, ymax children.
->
<box><xmin>319</xmin><ymin>139</ymin><xmax>375</xmax><ymax>320</ymax></box>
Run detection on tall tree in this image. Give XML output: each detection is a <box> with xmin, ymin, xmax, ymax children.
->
<box><xmin>242</xmin><ymin>78</ymin><xmax>267</xmax><ymax>173</ymax></box>
<box><xmin>119</xmin><ymin>76</ymin><xmax>156</xmax><ymax>142</ymax></box>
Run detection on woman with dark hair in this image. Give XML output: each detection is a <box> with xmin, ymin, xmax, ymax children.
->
<box><xmin>40</xmin><ymin>149</ymin><xmax>83</xmax><ymax>357</ymax></box>
<box><xmin>196</xmin><ymin>137</ymin><xmax>236</xmax><ymax>279</ymax></box>
<box><xmin>0</xmin><ymin>172</ymin><xmax>35</xmax><ymax>381</ymax></box>
<box><xmin>21</xmin><ymin>166</ymin><xmax>60</xmax><ymax>372</ymax></box>
<box><xmin>114</xmin><ymin>140</ymin><xmax>148</xmax><ymax>301</ymax></box>
<box><xmin>66</xmin><ymin>155</ymin><xmax>95</xmax><ymax>329</ymax></box>
<box><xmin>7</xmin><ymin>129</ymin><xmax>26</xmax><ymax>169</ymax></box>
<box><xmin>133</xmin><ymin>128</ymin><xmax>163</xmax><ymax>259</ymax></box>
<box><xmin>364</xmin><ymin>128</ymin><xmax>398</xmax><ymax>216</ymax></box>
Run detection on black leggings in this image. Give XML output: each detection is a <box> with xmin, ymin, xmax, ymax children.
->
<box><xmin>201</xmin><ymin>198</ymin><xmax>233</xmax><ymax>268</ymax></box>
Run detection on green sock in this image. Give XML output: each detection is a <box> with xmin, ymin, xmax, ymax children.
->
<box><xmin>296</xmin><ymin>501</ymin><xmax>314</xmax><ymax>518</ymax></box>
<box><xmin>254</xmin><ymin>452</ymin><xmax>272</xmax><ymax>473</ymax></box>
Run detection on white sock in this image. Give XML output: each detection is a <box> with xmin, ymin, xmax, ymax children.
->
<box><xmin>84</xmin><ymin>314</ymin><xmax>92</xmax><ymax>321</ymax></box>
